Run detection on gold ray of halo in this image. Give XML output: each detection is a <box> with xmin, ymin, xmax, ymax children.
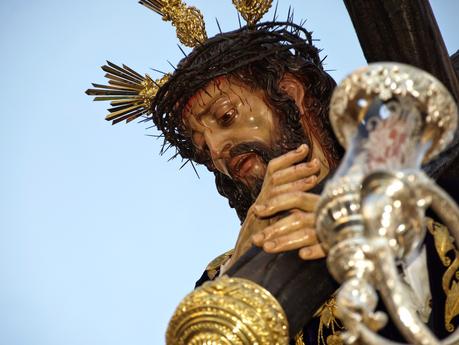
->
<box><xmin>86</xmin><ymin>61</ymin><xmax>170</xmax><ymax>125</ymax></box>
<box><xmin>232</xmin><ymin>0</ymin><xmax>273</xmax><ymax>26</ymax></box>
<box><xmin>139</xmin><ymin>0</ymin><xmax>207</xmax><ymax>48</ymax></box>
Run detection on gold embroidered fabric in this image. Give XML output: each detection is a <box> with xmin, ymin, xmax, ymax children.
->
<box><xmin>426</xmin><ymin>218</ymin><xmax>459</xmax><ymax>332</ymax></box>
<box><xmin>314</xmin><ymin>297</ymin><xmax>344</xmax><ymax>345</ymax></box>
<box><xmin>294</xmin><ymin>296</ymin><xmax>344</xmax><ymax>345</ymax></box>
<box><xmin>295</xmin><ymin>329</ymin><xmax>306</xmax><ymax>345</ymax></box>
<box><xmin>205</xmin><ymin>249</ymin><xmax>234</xmax><ymax>279</ymax></box>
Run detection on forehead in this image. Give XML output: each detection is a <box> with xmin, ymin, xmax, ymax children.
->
<box><xmin>183</xmin><ymin>76</ymin><xmax>247</xmax><ymax>117</ymax></box>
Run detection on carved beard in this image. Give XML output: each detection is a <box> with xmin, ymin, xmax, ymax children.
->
<box><xmin>226</xmin><ymin>117</ymin><xmax>313</xmax><ymax>207</ymax></box>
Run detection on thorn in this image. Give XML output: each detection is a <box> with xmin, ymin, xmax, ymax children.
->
<box><xmin>150</xmin><ymin>67</ymin><xmax>167</xmax><ymax>75</ymax></box>
<box><xmin>167</xmin><ymin>152</ymin><xmax>179</xmax><ymax>161</ymax></box>
<box><xmin>179</xmin><ymin>159</ymin><xmax>189</xmax><ymax>170</ymax></box>
<box><xmin>177</xmin><ymin>44</ymin><xmax>187</xmax><ymax>58</ymax></box>
<box><xmin>191</xmin><ymin>160</ymin><xmax>200</xmax><ymax>178</ymax></box>
<box><xmin>273</xmin><ymin>0</ymin><xmax>279</xmax><ymax>21</ymax></box>
<box><xmin>215</xmin><ymin>18</ymin><xmax>222</xmax><ymax>34</ymax></box>
<box><xmin>167</xmin><ymin>60</ymin><xmax>177</xmax><ymax>71</ymax></box>
<box><xmin>146</xmin><ymin>134</ymin><xmax>163</xmax><ymax>139</ymax></box>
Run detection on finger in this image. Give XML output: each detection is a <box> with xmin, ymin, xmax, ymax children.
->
<box><xmin>267</xmin><ymin>144</ymin><xmax>309</xmax><ymax>173</ymax></box>
<box><xmin>271</xmin><ymin>158</ymin><xmax>320</xmax><ymax>186</ymax></box>
<box><xmin>263</xmin><ymin>228</ymin><xmax>318</xmax><ymax>253</ymax></box>
<box><xmin>254</xmin><ymin>192</ymin><xmax>319</xmax><ymax>218</ymax></box>
<box><xmin>299</xmin><ymin>244</ymin><xmax>326</xmax><ymax>260</ymax></box>
<box><xmin>271</xmin><ymin>175</ymin><xmax>318</xmax><ymax>197</ymax></box>
<box><xmin>252</xmin><ymin>211</ymin><xmax>314</xmax><ymax>245</ymax></box>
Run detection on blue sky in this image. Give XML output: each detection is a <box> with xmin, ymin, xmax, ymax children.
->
<box><xmin>1</xmin><ymin>1</ymin><xmax>458</xmax><ymax>344</ymax></box>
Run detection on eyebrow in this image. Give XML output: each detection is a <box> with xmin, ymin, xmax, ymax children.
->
<box><xmin>195</xmin><ymin>94</ymin><xmax>229</xmax><ymax>119</ymax></box>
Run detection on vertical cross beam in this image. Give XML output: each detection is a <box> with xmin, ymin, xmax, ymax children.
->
<box><xmin>343</xmin><ymin>0</ymin><xmax>459</xmax><ymax>102</ymax></box>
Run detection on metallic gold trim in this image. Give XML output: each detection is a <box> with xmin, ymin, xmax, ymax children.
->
<box><xmin>86</xmin><ymin>62</ymin><xmax>170</xmax><ymax>124</ymax></box>
<box><xmin>166</xmin><ymin>276</ymin><xmax>289</xmax><ymax>345</ymax></box>
<box><xmin>140</xmin><ymin>0</ymin><xmax>207</xmax><ymax>47</ymax></box>
<box><xmin>232</xmin><ymin>0</ymin><xmax>273</xmax><ymax>26</ymax></box>
<box><xmin>206</xmin><ymin>249</ymin><xmax>234</xmax><ymax>280</ymax></box>
<box><xmin>427</xmin><ymin>218</ymin><xmax>459</xmax><ymax>332</ymax></box>
<box><xmin>295</xmin><ymin>329</ymin><xmax>306</xmax><ymax>345</ymax></box>
<box><xmin>314</xmin><ymin>297</ymin><xmax>344</xmax><ymax>345</ymax></box>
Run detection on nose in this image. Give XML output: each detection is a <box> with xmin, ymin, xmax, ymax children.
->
<box><xmin>204</xmin><ymin>129</ymin><xmax>232</xmax><ymax>175</ymax></box>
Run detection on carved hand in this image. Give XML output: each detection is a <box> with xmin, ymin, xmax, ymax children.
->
<box><xmin>230</xmin><ymin>144</ymin><xmax>325</xmax><ymax>267</ymax></box>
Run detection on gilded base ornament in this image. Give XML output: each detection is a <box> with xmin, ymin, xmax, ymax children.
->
<box><xmin>166</xmin><ymin>276</ymin><xmax>289</xmax><ymax>345</ymax></box>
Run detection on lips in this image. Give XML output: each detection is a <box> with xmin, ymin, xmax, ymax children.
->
<box><xmin>228</xmin><ymin>153</ymin><xmax>257</xmax><ymax>178</ymax></box>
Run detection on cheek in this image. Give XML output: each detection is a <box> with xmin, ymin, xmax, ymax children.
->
<box><xmin>243</xmin><ymin>104</ymin><xmax>276</xmax><ymax>141</ymax></box>
<box><xmin>192</xmin><ymin>132</ymin><xmax>205</xmax><ymax>149</ymax></box>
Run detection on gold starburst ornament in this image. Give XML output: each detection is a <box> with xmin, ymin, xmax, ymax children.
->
<box><xmin>140</xmin><ymin>0</ymin><xmax>207</xmax><ymax>47</ymax></box>
<box><xmin>232</xmin><ymin>0</ymin><xmax>273</xmax><ymax>26</ymax></box>
<box><xmin>85</xmin><ymin>61</ymin><xmax>170</xmax><ymax>124</ymax></box>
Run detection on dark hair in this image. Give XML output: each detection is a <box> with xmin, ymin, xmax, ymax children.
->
<box><xmin>151</xmin><ymin>21</ymin><xmax>343</xmax><ymax>220</ymax></box>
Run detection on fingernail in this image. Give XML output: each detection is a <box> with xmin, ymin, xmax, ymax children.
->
<box><xmin>264</xmin><ymin>241</ymin><xmax>275</xmax><ymax>250</ymax></box>
<box><xmin>300</xmin><ymin>247</ymin><xmax>312</xmax><ymax>258</ymax></box>
<box><xmin>252</xmin><ymin>233</ymin><xmax>264</xmax><ymax>243</ymax></box>
<box><xmin>306</xmin><ymin>175</ymin><xmax>317</xmax><ymax>182</ymax></box>
<box><xmin>254</xmin><ymin>205</ymin><xmax>265</xmax><ymax>212</ymax></box>
<box><xmin>296</xmin><ymin>144</ymin><xmax>306</xmax><ymax>152</ymax></box>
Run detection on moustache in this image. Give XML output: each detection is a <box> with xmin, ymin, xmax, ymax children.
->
<box><xmin>228</xmin><ymin>141</ymin><xmax>280</xmax><ymax>164</ymax></box>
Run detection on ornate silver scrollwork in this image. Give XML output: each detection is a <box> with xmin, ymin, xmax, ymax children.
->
<box><xmin>317</xmin><ymin>63</ymin><xmax>459</xmax><ymax>345</ymax></box>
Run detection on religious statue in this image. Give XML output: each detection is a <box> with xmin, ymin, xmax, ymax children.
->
<box><xmin>86</xmin><ymin>1</ymin><xmax>459</xmax><ymax>344</ymax></box>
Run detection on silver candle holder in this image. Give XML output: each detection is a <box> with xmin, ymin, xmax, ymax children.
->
<box><xmin>317</xmin><ymin>63</ymin><xmax>459</xmax><ymax>345</ymax></box>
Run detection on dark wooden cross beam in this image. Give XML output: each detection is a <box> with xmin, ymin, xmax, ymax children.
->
<box><xmin>344</xmin><ymin>0</ymin><xmax>459</xmax><ymax>101</ymax></box>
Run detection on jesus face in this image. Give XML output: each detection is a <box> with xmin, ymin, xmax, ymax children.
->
<box><xmin>183</xmin><ymin>76</ymin><xmax>329</xmax><ymax>193</ymax></box>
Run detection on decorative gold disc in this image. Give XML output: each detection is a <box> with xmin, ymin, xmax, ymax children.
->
<box><xmin>166</xmin><ymin>276</ymin><xmax>289</xmax><ymax>345</ymax></box>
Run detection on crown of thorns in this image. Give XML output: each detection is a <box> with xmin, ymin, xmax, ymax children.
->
<box><xmin>86</xmin><ymin>0</ymin><xmax>328</xmax><ymax>163</ymax></box>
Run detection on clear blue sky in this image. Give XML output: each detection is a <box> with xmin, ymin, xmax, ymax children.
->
<box><xmin>1</xmin><ymin>1</ymin><xmax>458</xmax><ymax>344</ymax></box>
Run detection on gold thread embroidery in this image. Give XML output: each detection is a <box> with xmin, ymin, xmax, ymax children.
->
<box><xmin>444</xmin><ymin>257</ymin><xmax>459</xmax><ymax>332</ymax></box>
<box><xmin>205</xmin><ymin>249</ymin><xmax>234</xmax><ymax>280</ymax></box>
<box><xmin>427</xmin><ymin>218</ymin><xmax>459</xmax><ymax>332</ymax></box>
<box><xmin>326</xmin><ymin>334</ymin><xmax>344</xmax><ymax>345</ymax></box>
<box><xmin>313</xmin><ymin>297</ymin><xmax>344</xmax><ymax>345</ymax></box>
<box><xmin>295</xmin><ymin>329</ymin><xmax>306</xmax><ymax>345</ymax></box>
<box><xmin>427</xmin><ymin>218</ymin><xmax>455</xmax><ymax>266</ymax></box>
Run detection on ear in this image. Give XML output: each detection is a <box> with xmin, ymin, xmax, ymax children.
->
<box><xmin>278</xmin><ymin>73</ymin><xmax>309</xmax><ymax>115</ymax></box>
